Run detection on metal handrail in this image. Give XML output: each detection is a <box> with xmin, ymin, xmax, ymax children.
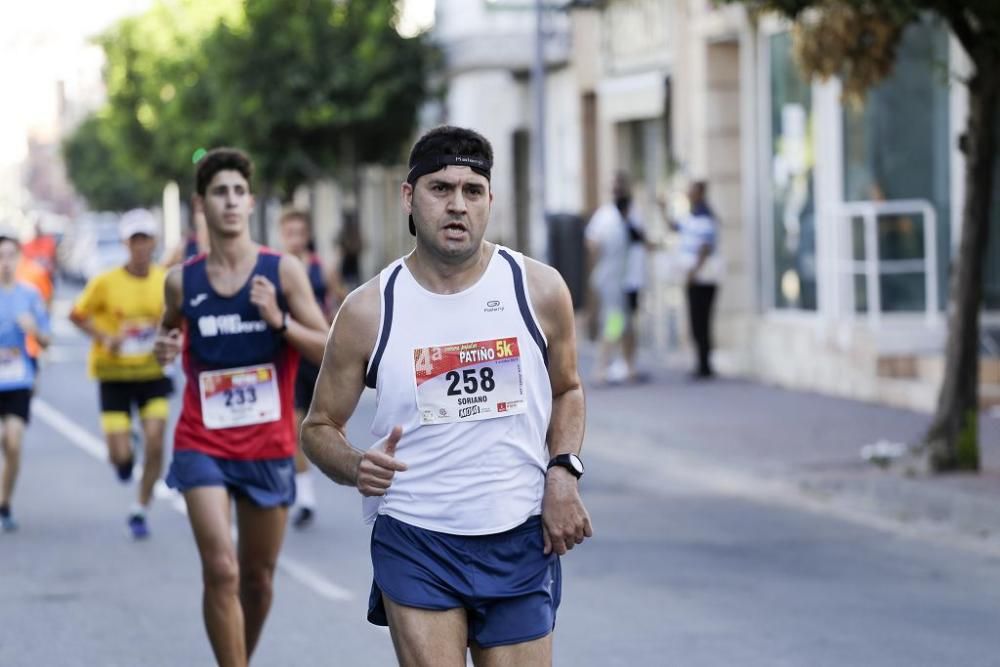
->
<box><xmin>835</xmin><ymin>199</ymin><xmax>939</xmax><ymax>327</ymax></box>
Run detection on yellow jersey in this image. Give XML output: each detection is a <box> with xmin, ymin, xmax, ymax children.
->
<box><xmin>72</xmin><ymin>265</ymin><xmax>167</xmax><ymax>382</ymax></box>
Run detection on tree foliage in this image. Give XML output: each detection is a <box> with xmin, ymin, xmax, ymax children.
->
<box><xmin>62</xmin><ymin>113</ymin><xmax>152</xmax><ymax>210</ymax></box>
<box><xmin>204</xmin><ymin>0</ymin><xmax>435</xmax><ymax>194</ymax></box>
<box><xmin>64</xmin><ymin>0</ymin><xmax>437</xmax><ymax>207</ymax></box>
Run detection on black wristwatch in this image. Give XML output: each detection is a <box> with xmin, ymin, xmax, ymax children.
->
<box><xmin>547</xmin><ymin>453</ymin><xmax>584</xmax><ymax>479</ymax></box>
<box><xmin>273</xmin><ymin>311</ymin><xmax>288</xmax><ymax>334</ymax></box>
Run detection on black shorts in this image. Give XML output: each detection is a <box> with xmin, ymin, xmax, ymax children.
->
<box><xmin>99</xmin><ymin>377</ymin><xmax>174</xmax><ymax>416</ymax></box>
<box><xmin>0</xmin><ymin>389</ymin><xmax>32</xmax><ymax>423</ymax></box>
<box><xmin>294</xmin><ymin>360</ymin><xmax>320</xmax><ymax>411</ymax></box>
<box><xmin>625</xmin><ymin>289</ymin><xmax>640</xmax><ymax>314</ymax></box>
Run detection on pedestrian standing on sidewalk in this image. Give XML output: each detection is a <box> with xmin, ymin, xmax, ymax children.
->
<box><xmin>586</xmin><ymin>171</ymin><xmax>646</xmax><ymax>383</ymax></box>
<box><xmin>277</xmin><ymin>208</ymin><xmax>339</xmax><ymax>529</ymax></box>
<box><xmin>70</xmin><ymin>210</ymin><xmax>171</xmax><ymax>539</ymax></box>
<box><xmin>0</xmin><ymin>229</ymin><xmax>51</xmax><ymax>532</ymax></box>
<box><xmin>671</xmin><ymin>180</ymin><xmax>721</xmax><ymax>379</ymax></box>
<box><xmin>154</xmin><ymin>148</ymin><xmax>327</xmax><ymax>667</ymax></box>
<box><xmin>302</xmin><ymin>125</ymin><xmax>592</xmax><ymax>667</ymax></box>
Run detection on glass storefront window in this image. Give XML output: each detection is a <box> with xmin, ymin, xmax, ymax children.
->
<box><xmin>842</xmin><ymin>19</ymin><xmax>950</xmax><ymax>313</ymax></box>
<box><xmin>769</xmin><ymin>32</ymin><xmax>817</xmax><ymax>310</ymax></box>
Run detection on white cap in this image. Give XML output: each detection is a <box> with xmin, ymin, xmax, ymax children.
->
<box><xmin>119</xmin><ymin>209</ymin><xmax>158</xmax><ymax>240</ymax></box>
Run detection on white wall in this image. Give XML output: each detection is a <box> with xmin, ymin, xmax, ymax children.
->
<box><xmin>445</xmin><ymin>70</ymin><xmax>526</xmax><ymax>245</ymax></box>
<box><xmin>545</xmin><ymin>67</ymin><xmax>583</xmax><ymax>215</ymax></box>
<box><xmin>434</xmin><ymin>0</ymin><xmax>582</xmax><ymax>256</ymax></box>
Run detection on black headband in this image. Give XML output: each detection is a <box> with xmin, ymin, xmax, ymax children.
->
<box><xmin>406</xmin><ymin>154</ymin><xmax>492</xmax><ymax>185</ymax></box>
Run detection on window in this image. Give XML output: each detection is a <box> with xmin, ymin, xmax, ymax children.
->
<box><xmin>769</xmin><ymin>32</ymin><xmax>817</xmax><ymax>310</ymax></box>
<box><xmin>842</xmin><ymin>20</ymin><xmax>950</xmax><ymax>313</ymax></box>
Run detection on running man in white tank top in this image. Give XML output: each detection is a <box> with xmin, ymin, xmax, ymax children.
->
<box><xmin>302</xmin><ymin>126</ymin><xmax>592</xmax><ymax>666</ymax></box>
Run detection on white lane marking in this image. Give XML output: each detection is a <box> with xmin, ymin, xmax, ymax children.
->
<box><xmin>33</xmin><ymin>398</ymin><xmax>105</xmax><ymax>459</ymax></box>
<box><xmin>32</xmin><ymin>398</ymin><xmax>355</xmax><ymax>602</ymax></box>
<box><xmin>43</xmin><ymin>345</ymin><xmax>89</xmax><ymax>363</ymax></box>
<box><xmin>277</xmin><ymin>558</ymin><xmax>353</xmax><ymax>602</ymax></box>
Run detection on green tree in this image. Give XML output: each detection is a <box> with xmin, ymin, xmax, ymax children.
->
<box><xmin>64</xmin><ymin>0</ymin><xmax>436</xmax><ymax>209</ymax></box>
<box><xmin>62</xmin><ymin>113</ymin><xmax>153</xmax><ymax>210</ymax></box>
<box><xmin>725</xmin><ymin>0</ymin><xmax>999</xmax><ymax>471</ymax></box>
<box><xmin>64</xmin><ymin>0</ymin><xmax>242</xmax><ymax>208</ymax></box>
<box><xmin>205</xmin><ymin>0</ymin><xmax>434</xmax><ymax>197</ymax></box>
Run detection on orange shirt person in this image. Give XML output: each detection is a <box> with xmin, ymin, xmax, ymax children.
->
<box><xmin>21</xmin><ymin>233</ymin><xmax>57</xmax><ymax>280</ymax></box>
<box><xmin>15</xmin><ymin>258</ymin><xmax>52</xmax><ymax>305</ymax></box>
<box><xmin>15</xmin><ymin>257</ymin><xmax>52</xmax><ymax>360</ymax></box>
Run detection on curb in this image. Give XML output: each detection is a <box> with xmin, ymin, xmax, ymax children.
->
<box><xmin>794</xmin><ymin>468</ymin><xmax>1000</xmax><ymax>549</ymax></box>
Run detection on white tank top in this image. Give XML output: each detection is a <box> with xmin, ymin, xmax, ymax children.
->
<box><xmin>362</xmin><ymin>245</ymin><xmax>552</xmax><ymax>535</ymax></box>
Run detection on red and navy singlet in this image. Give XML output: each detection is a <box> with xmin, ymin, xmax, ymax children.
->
<box><xmin>306</xmin><ymin>254</ymin><xmax>327</xmax><ymax>310</ymax></box>
<box><xmin>173</xmin><ymin>249</ymin><xmax>300</xmax><ymax>460</ymax></box>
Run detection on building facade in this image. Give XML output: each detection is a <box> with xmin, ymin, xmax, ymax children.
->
<box><xmin>433</xmin><ymin>0</ymin><xmax>1000</xmax><ymax>411</ymax></box>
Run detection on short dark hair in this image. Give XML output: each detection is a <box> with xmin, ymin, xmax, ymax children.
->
<box><xmin>279</xmin><ymin>209</ymin><xmax>310</xmax><ymax>226</ymax></box>
<box><xmin>195</xmin><ymin>148</ymin><xmax>254</xmax><ymax>196</ymax></box>
<box><xmin>408</xmin><ymin>126</ymin><xmax>493</xmax><ymax>173</ymax></box>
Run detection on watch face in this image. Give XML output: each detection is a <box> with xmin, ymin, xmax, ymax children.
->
<box><xmin>568</xmin><ymin>454</ymin><xmax>584</xmax><ymax>475</ymax></box>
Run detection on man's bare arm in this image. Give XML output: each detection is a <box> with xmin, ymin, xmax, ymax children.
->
<box><xmin>69</xmin><ymin>310</ymin><xmax>120</xmax><ymax>351</ymax></box>
<box><xmin>301</xmin><ymin>281</ymin><xmax>407</xmax><ymax>493</ymax></box>
<box><xmin>154</xmin><ymin>266</ymin><xmax>184</xmax><ymax>366</ymax></box>
<box><xmin>526</xmin><ymin>259</ymin><xmax>586</xmax><ymax>459</ymax></box>
<box><xmin>273</xmin><ymin>254</ymin><xmax>330</xmax><ymax>365</ymax></box>
<box><xmin>526</xmin><ymin>258</ymin><xmax>592</xmax><ymax>555</ymax></box>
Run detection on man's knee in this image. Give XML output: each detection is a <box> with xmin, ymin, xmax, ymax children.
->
<box><xmin>2</xmin><ymin>439</ymin><xmax>20</xmax><ymax>458</ymax></box>
<box><xmin>143</xmin><ymin>430</ymin><xmax>165</xmax><ymax>456</ymax></box>
<box><xmin>203</xmin><ymin>551</ymin><xmax>240</xmax><ymax>593</ymax></box>
<box><xmin>240</xmin><ymin>562</ymin><xmax>276</xmax><ymax>599</ymax></box>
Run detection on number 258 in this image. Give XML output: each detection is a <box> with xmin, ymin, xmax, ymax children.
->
<box><xmin>446</xmin><ymin>367</ymin><xmax>496</xmax><ymax>396</ymax></box>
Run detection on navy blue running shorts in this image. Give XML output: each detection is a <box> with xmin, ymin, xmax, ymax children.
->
<box><xmin>368</xmin><ymin>514</ymin><xmax>561</xmax><ymax>648</ymax></box>
<box><xmin>165</xmin><ymin>450</ymin><xmax>296</xmax><ymax>508</ymax></box>
<box><xmin>0</xmin><ymin>389</ymin><xmax>32</xmax><ymax>423</ymax></box>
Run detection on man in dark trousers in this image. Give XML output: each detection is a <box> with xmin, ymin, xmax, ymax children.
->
<box><xmin>673</xmin><ymin>181</ymin><xmax>721</xmax><ymax>378</ymax></box>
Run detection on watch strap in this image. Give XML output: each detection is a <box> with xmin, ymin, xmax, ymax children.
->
<box><xmin>547</xmin><ymin>453</ymin><xmax>583</xmax><ymax>479</ymax></box>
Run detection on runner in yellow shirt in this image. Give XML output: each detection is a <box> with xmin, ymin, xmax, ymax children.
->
<box><xmin>70</xmin><ymin>209</ymin><xmax>170</xmax><ymax>539</ymax></box>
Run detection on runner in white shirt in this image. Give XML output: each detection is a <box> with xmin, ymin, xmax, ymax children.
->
<box><xmin>302</xmin><ymin>125</ymin><xmax>592</xmax><ymax>667</ymax></box>
<box><xmin>586</xmin><ymin>172</ymin><xmax>646</xmax><ymax>383</ymax></box>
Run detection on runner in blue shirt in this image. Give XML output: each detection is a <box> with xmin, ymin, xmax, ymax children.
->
<box><xmin>0</xmin><ymin>229</ymin><xmax>52</xmax><ymax>531</ymax></box>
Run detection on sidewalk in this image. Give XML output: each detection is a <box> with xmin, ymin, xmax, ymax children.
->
<box><xmin>578</xmin><ymin>338</ymin><xmax>1000</xmax><ymax>551</ymax></box>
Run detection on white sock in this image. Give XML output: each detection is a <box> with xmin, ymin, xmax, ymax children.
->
<box><xmin>296</xmin><ymin>472</ymin><xmax>316</xmax><ymax>509</ymax></box>
<box><xmin>130</xmin><ymin>502</ymin><xmax>146</xmax><ymax>518</ymax></box>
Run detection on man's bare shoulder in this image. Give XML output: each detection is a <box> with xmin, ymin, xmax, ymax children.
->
<box><xmin>276</xmin><ymin>252</ymin><xmax>309</xmax><ymax>281</ymax></box>
<box><xmin>523</xmin><ymin>256</ymin><xmax>569</xmax><ymax>311</ymax></box>
<box><xmin>333</xmin><ymin>276</ymin><xmax>382</xmax><ymax>343</ymax></box>
<box><xmin>165</xmin><ymin>264</ymin><xmax>183</xmax><ymax>293</ymax></box>
<box><xmin>277</xmin><ymin>251</ymin><xmax>306</xmax><ymax>270</ymax></box>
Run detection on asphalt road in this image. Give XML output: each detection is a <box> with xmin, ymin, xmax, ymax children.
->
<box><xmin>1</xmin><ymin>296</ymin><xmax>998</xmax><ymax>666</ymax></box>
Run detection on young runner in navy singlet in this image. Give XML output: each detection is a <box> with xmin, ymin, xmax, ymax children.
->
<box><xmin>154</xmin><ymin>148</ymin><xmax>327</xmax><ymax>667</ymax></box>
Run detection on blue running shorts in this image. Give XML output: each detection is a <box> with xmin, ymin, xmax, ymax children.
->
<box><xmin>166</xmin><ymin>450</ymin><xmax>296</xmax><ymax>508</ymax></box>
<box><xmin>368</xmin><ymin>514</ymin><xmax>561</xmax><ymax>648</ymax></box>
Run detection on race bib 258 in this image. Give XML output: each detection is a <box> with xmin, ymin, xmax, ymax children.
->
<box><xmin>413</xmin><ymin>337</ymin><xmax>526</xmax><ymax>425</ymax></box>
